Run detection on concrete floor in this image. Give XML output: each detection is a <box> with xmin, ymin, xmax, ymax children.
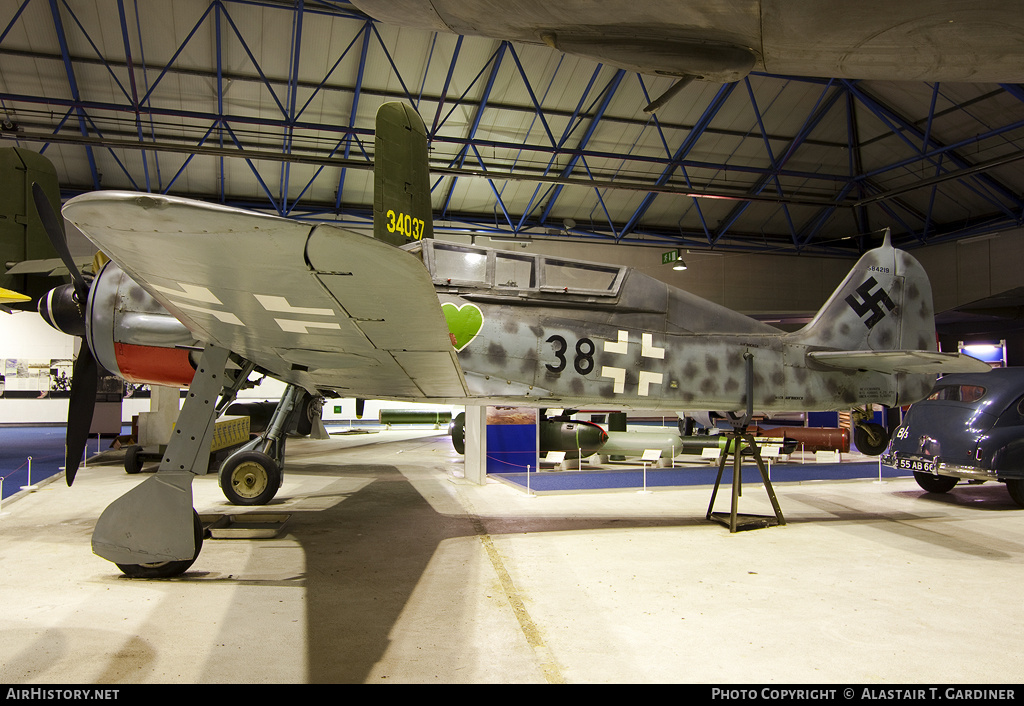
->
<box><xmin>2</xmin><ymin>428</ymin><xmax>1023</xmax><ymax>684</ymax></box>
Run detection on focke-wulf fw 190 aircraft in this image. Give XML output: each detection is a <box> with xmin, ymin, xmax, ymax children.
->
<box><xmin>36</xmin><ymin>102</ymin><xmax>986</xmax><ymax>578</ymax></box>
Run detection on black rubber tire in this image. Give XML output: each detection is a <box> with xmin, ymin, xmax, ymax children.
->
<box><xmin>1006</xmin><ymin>479</ymin><xmax>1024</xmax><ymax>507</ymax></box>
<box><xmin>115</xmin><ymin>510</ymin><xmax>203</xmax><ymax>578</ymax></box>
<box><xmin>854</xmin><ymin>422</ymin><xmax>891</xmax><ymax>456</ymax></box>
<box><xmin>219</xmin><ymin>450</ymin><xmax>281</xmax><ymax>506</ymax></box>
<box><xmin>913</xmin><ymin>471</ymin><xmax>959</xmax><ymax>494</ymax></box>
<box><xmin>124</xmin><ymin>445</ymin><xmax>144</xmax><ymax>474</ymax></box>
<box><xmin>449</xmin><ymin>412</ymin><xmax>465</xmax><ymax>454</ymax></box>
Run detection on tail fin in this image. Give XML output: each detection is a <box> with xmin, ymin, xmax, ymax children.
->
<box><xmin>373</xmin><ymin>102</ymin><xmax>434</xmax><ymax>246</ymax></box>
<box><xmin>797</xmin><ymin>230</ymin><xmax>934</xmax><ymax>353</ymax></box>
<box><xmin>796</xmin><ymin>230</ymin><xmax>989</xmax><ymax>375</ymax></box>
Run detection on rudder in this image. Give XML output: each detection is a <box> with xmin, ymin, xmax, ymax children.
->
<box><xmin>373</xmin><ymin>102</ymin><xmax>434</xmax><ymax>246</ymax></box>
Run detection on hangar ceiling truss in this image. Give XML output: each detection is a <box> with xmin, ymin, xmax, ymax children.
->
<box><xmin>2</xmin><ymin>0</ymin><xmax>1023</xmax><ymax>255</ymax></box>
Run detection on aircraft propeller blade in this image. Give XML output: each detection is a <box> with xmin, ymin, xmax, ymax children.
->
<box><xmin>31</xmin><ymin>181</ymin><xmax>100</xmax><ymax>486</ymax></box>
<box><xmin>31</xmin><ymin>182</ymin><xmax>89</xmax><ymax>302</ymax></box>
<box><xmin>64</xmin><ymin>343</ymin><xmax>98</xmax><ymax>486</ymax></box>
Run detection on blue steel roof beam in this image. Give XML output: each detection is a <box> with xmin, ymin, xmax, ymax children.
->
<box><xmin>796</xmin><ymin>89</ymin><xmax>874</xmax><ymax>250</ymax></box>
<box><xmin>139</xmin><ymin>3</ymin><xmax>217</xmax><ymax>107</ymax></box>
<box><xmin>621</xmin><ymin>81</ymin><xmax>737</xmax><ymax>239</ymax></box>
<box><xmin>60</xmin><ymin>1</ymin><xmax>133</xmax><ymax>105</ymax></box>
<box><xmin>160</xmin><ymin>121</ymin><xmax>219</xmax><ymax>195</ymax></box>
<box><xmin>429</xmin><ymin>34</ymin><xmax>463</xmax><ymax>139</ymax></box>
<box><xmin>47</xmin><ymin>0</ymin><xmax>99</xmax><ymax>189</ymax></box>
<box><xmin>38</xmin><ymin>105</ymin><xmax>75</xmax><ymax>155</ymax></box>
<box><xmin>712</xmin><ymin>80</ymin><xmax>840</xmax><ymax>248</ymax></box>
<box><xmin>743</xmin><ymin>77</ymin><xmax>798</xmax><ymax>246</ymax></box>
<box><xmin>498</xmin><ymin>52</ymin><xmax>565</xmax><ymax>227</ymax></box>
<box><xmin>334</xmin><ymin>22</ymin><xmax>372</xmax><ymax>212</ymax></box>
<box><xmin>133</xmin><ymin>2</ymin><xmax>163</xmax><ymax>192</ymax></box>
<box><xmin>469</xmin><ymin>144</ymin><xmax>515</xmax><ymax>231</ymax></box>
<box><xmin>505</xmin><ymin>44</ymin><xmax>557</xmax><ymax>149</ymax></box>
<box><xmin>116</xmin><ymin>0</ymin><xmax>149</xmax><ymax>192</ymax></box>
<box><xmin>221</xmin><ymin>122</ymin><xmax>282</xmax><ymax>215</ymax></box>
<box><xmin>0</xmin><ymin>0</ymin><xmax>31</xmax><ymax>46</ymax></box>
<box><xmin>578</xmin><ymin>156</ymin><xmax>619</xmax><ymax>239</ymax></box>
<box><xmin>289</xmin><ymin>22</ymin><xmax>370</xmax><ymax>212</ymax></box>
<box><xmin>368</xmin><ymin>22</ymin><xmax>417</xmax><ymax>106</ymax></box>
<box><xmin>539</xmin><ymin>69</ymin><xmax>626</xmax><ymax>227</ymax></box>
<box><xmin>217</xmin><ymin>5</ymin><xmax>288</xmax><ymax>118</ymax></box>
<box><xmin>635</xmin><ymin>76</ymin><xmax>712</xmax><ymax>243</ymax></box>
<box><xmin>843</xmin><ymin>80</ymin><xmax>1022</xmax><ymax>220</ymax></box>
<box><xmin>415</xmin><ymin>32</ymin><xmax>437</xmax><ymax>109</ymax></box>
<box><xmin>440</xmin><ymin>42</ymin><xmax>507</xmax><ymax>220</ymax></box>
<box><xmin>280</xmin><ymin>0</ymin><xmax>304</xmax><ymax>215</ymax></box>
<box><xmin>293</xmin><ymin>25</ymin><xmax>365</xmax><ymax>121</ymax></box>
<box><xmin>514</xmin><ymin>63</ymin><xmax>604</xmax><ymax>232</ymax></box>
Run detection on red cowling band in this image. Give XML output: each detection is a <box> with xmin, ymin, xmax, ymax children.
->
<box><xmin>113</xmin><ymin>342</ymin><xmax>196</xmax><ymax>387</ymax></box>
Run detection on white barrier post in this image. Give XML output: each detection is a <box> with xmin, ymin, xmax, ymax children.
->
<box><xmin>21</xmin><ymin>456</ymin><xmax>37</xmax><ymax>491</ymax></box>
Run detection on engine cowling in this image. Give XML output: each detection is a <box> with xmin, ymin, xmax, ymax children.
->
<box><xmin>39</xmin><ymin>261</ymin><xmax>198</xmax><ymax>387</ymax></box>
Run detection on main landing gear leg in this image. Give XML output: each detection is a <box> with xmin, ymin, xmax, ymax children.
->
<box><xmin>218</xmin><ymin>383</ymin><xmax>304</xmax><ymax>506</ymax></box>
<box><xmin>705</xmin><ymin>352</ymin><xmax>786</xmax><ymax>532</ymax></box>
<box><xmin>92</xmin><ymin>343</ymin><xmax>233</xmax><ymax>577</ymax></box>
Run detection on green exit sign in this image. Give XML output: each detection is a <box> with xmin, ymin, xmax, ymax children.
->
<box><xmin>661</xmin><ymin>249</ymin><xmax>680</xmax><ymax>265</ymax></box>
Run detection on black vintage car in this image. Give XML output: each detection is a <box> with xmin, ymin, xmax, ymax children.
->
<box><xmin>883</xmin><ymin>367</ymin><xmax>1024</xmax><ymax>506</ymax></box>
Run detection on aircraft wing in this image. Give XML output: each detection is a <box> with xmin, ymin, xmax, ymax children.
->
<box><xmin>807</xmin><ymin>350</ymin><xmax>992</xmax><ymax>375</ymax></box>
<box><xmin>62</xmin><ymin>191</ymin><xmax>467</xmax><ymax>399</ymax></box>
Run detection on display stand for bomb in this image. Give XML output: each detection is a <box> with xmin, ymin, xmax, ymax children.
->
<box><xmin>705</xmin><ymin>353</ymin><xmax>786</xmax><ymax>532</ymax></box>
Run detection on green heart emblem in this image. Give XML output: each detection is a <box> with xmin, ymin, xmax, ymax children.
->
<box><xmin>442</xmin><ymin>302</ymin><xmax>483</xmax><ymax>351</ymax></box>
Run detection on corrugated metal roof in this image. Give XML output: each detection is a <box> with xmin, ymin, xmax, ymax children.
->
<box><xmin>2</xmin><ymin>0</ymin><xmax>1022</xmax><ymax>255</ymax></box>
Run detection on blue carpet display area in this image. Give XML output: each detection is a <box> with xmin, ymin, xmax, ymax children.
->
<box><xmin>0</xmin><ymin>425</ymin><xmax>127</xmax><ymax>501</ymax></box>
<box><xmin>492</xmin><ymin>460</ymin><xmax>912</xmax><ymax>494</ymax></box>
<box><xmin>0</xmin><ymin>426</ymin><xmax>69</xmax><ymax>500</ymax></box>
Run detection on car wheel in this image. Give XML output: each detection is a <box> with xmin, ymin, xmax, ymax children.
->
<box><xmin>1006</xmin><ymin>479</ymin><xmax>1024</xmax><ymax>507</ymax></box>
<box><xmin>913</xmin><ymin>471</ymin><xmax>958</xmax><ymax>494</ymax></box>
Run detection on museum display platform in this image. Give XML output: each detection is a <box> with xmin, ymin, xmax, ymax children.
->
<box><xmin>1</xmin><ymin>428</ymin><xmax>1022</xmax><ymax>684</ymax></box>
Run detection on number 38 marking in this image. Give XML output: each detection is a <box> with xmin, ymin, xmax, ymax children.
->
<box><xmin>546</xmin><ymin>335</ymin><xmax>595</xmax><ymax>375</ymax></box>
<box><xmin>386</xmin><ymin>209</ymin><xmax>426</xmax><ymax>240</ymax></box>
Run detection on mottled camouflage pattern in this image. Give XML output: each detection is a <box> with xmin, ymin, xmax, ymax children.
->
<box><xmin>440</xmin><ymin>238</ymin><xmax>936</xmax><ymax>413</ymax></box>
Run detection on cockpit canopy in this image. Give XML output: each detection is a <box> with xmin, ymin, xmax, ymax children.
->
<box><xmin>406</xmin><ymin>240</ymin><xmax>626</xmax><ymax>297</ymax></box>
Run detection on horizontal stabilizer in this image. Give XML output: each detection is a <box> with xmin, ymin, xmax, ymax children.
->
<box><xmin>808</xmin><ymin>350</ymin><xmax>992</xmax><ymax>375</ymax></box>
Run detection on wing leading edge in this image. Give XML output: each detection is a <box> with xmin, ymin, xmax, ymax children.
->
<box><xmin>62</xmin><ymin>191</ymin><xmax>466</xmax><ymax>400</ymax></box>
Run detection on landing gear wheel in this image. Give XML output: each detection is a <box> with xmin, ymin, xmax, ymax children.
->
<box><xmin>913</xmin><ymin>471</ymin><xmax>958</xmax><ymax>494</ymax></box>
<box><xmin>1006</xmin><ymin>479</ymin><xmax>1024</xmax><ymax>507</ymax></box>
<box><xmin>124</xmin><ymin>445</ymin><xmax>144</xmax><ymax>474</ymax></box>
<box><xmin>220</xmin><ymin>450</ymin><xmax>281</xmax><ymax>506</ymax></box>
<box><xmin>854</xmin><ymin>422</ymin><xmax>890</xmax><ymax>456</ymax></box>
<box><xmin>116</xmin><ymin>510</ymin><xmax>203</xmax><ymax>578</ymax></box>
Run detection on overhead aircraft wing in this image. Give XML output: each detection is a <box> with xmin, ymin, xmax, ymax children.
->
<box><xmin>62</xmin><ymin>191</ymin><xmax>467</xmax><ymax>400</ymax></box>
<box><xmin>5</xmin><ymin>256</ymin><xmax>94</xmax><ymax>277</ymax></box>
<box><xmin>807</xmin><ymin>350</ymin><xmax>991</xmax><ymax>375</ymax></box>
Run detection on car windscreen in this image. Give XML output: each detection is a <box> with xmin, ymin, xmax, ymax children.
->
<box><xmin>927</xmin><ymin>384</ymin><xmax>986</xmax><ymax>403</ymax></box>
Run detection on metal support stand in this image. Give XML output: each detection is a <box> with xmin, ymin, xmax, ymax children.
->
<box><xmin>705</xmin><ymin>352</ymin><xmax>786</xmax><ymax>532</ymax></box>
